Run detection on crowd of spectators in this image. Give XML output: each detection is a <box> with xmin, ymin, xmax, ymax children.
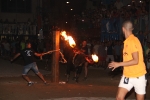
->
<box><xmin>0</xmin><ymin>38</ymin><xmax>52</xmax><ymax>60</ymax></box>
<box><xmin>0</xmin><ymin>1</ymin><xmax>150</xmax><ymax>75</ymax></box>
<box><xmin>73</xmin><ymin>0</ymin><xmax>149</xmax><ymax>32</ymax></box>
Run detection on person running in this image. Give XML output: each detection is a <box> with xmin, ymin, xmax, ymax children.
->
<box><xmin>11</xmin><ymin>41</ymin><xmax>49</xmax><ymax>86</ymax></box>
<box><xmin>108</xmin><ymin>20</ymin><xmax>147</xmax><ymax>100</ymax></box>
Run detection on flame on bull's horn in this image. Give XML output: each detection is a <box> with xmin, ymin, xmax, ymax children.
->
<box><xmin>61</xmin><ymin>31</ymin><xmax>76</xmax><ymax>48</ymax></box>
<box><xmin>92</xmin><ymin>54</ymin><xmax>98</xmax><ymax>62</ymax></box>
<box><xmin>67</xmin><ymin>36</ymin><xmax>76</xmax><ymax>48</ymax></box>
<box><xmin>61</xmin><ymin>31</ymin><xmax>68</xmax><ymax>40</ymax></box>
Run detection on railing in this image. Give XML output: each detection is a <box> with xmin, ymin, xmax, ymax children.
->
<box><xmin>0</xmin><ymin>22</ymin><xmax>37</xmax><ymax>40</ymax></box>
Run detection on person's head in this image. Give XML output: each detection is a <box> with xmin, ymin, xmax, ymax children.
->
<box><xmin>26</xmin><ymin>41</ymin><xmax>31</xmax><ymax>48</ymax></box>
<box><xmin>122</xmin><ymin>20</ymin><xmax>134</xmax><ymax>38</ymax></box>
<box><xmin>82</xmin><ymin>40</ymin><xmax>87</xmax><ymax>46</ymax></box>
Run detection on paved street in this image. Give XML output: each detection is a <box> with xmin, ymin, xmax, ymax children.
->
<box><xmin>44</xmin><ymin>97</ymin><xmax>138</xmax><ymax>100</ymax></box>
<box><xmin>0</xmin><ymin>58</ymin><xmax>149</xmax><ymax>100</ymax></box>
<box><xmin>0</xmin><ymin>58</ymin><xmax>50</xmax><ymax>77</ymax></box>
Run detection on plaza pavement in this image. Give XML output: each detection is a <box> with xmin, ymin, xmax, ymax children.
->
<box><xmin>0</xmin><ymin>58</ymin><xmax>50</xmax><ymax>77</ymax></box>
<box><xmin>44</xmin><ymin>97</ymin><xmax>138</xmax><ymax>100</ymax></box>
<box><xmin>0</xmin><ymin>58</ymin><xmax>149</xmax><ymax>100</ymax></box>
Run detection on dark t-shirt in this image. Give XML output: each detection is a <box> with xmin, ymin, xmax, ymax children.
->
<box><xmin>107</xmin><ymin>44</ymin><xmax>114</xmax><ymax>55</ymax></box>
<box><xmin>20</xmin><ymin>48</ymin><xmax>35</xmax><ymax>65</ymax></box>
<box><xmin>81</xmin><ymin>45</ymin><xmax>88</xmax><ymax>55</ymax></box>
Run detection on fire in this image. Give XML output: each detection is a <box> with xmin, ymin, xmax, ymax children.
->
<box><xmin>92</xmin><ymin>54</ymin><xmax>99</xmax><ymax>62</ymax></box>
<box><xmin>61</xmin><ymin>31</ymin><xmax>98</xmax><ymax>63</ymax></box>
<box><xmin>61</xmin><ymin>31</ymin><xmax>76</xmax><ymax>48</ymax></box>
<box><xmin>61</xmin><ymin>31</ymin><xmax>68</xmax><ymax>40</ymax></box>
<box><xmin>67</xmin><ymin>36</ymin><xmax>76</xmax><ymax>48</ymax></box>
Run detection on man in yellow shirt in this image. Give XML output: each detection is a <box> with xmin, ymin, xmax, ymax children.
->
<box><xmin>108</xmin><ymin>20</ymin><xmax>147</xmax><ymax>100</ymax></box>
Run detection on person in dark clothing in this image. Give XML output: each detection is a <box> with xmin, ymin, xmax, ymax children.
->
<box><xmin>106</xmin><ymin>41</ymin><xmax>114</xmax><ymax>63</ymax></box>
<box><xmin>63</xmin><ymin>42</ymin><xmax>75</xmax><ymax>82</ymax></box>
<box><xmin>11</xmin><ymin>41</ymin><xmax>49</xmax><ymax>86</ymax></box>
<box><xmin>64</xmin><ymin>41</ymin><xmax>88</xmax><ymax>83</ymax></box>
<box><xmin>80</xmin><ymin>40</ymin><xmax>89</xmax><ymax>80</ymax></box>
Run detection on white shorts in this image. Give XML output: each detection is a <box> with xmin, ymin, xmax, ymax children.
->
<box><xmin>119</xmin><ymin>75</ymin><xmax>147</xmax><ymax>94</ymax></box>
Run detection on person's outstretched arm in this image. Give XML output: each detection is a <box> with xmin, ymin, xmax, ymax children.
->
<box><xmin>34</xmin><ymin>52</ymin><xmax>43</xmax><ymax>57</ymax></box>
<box><xmin>11</xmin><ymin>53</ymin><xmax>21</xmax><ymax>62</ymax></box>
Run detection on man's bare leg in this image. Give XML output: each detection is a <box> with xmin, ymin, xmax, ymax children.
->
<box><xmin>136</xmin><ymin>94</ymin><xmax>145</xmax><ymax>100</ymax></box>
<box><xmin>22</xmin><ymin>75</ymin><xmax>31</xmax><ymax>82</ymax></box>
<box><xmin>116</xmin><ymin>87</ymin><xmax>128</xmax><ymax>100</ymax></box>
<box><xmin>36</xmin><ymin>72</ymin><xmax>47</xmax><ymax>83</ymax></box>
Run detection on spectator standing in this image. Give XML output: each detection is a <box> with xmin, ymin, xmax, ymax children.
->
<box><xmin>10</xmin><ymin>40</ymin><xmax>16</xmax><ymax>56</ymax></box>
<box><xmin>113</xmin><ymin>40</ymin><xmax>122</xmax><ymax>73</ymax></box>
<box><xmin>98</xmin><ymin>42</ymin><xmax>107</xmax><ymax>68</ymax></box>
<box><xmin>20</xmin><ymin>39</ymin><xmax>25</xmax><ymax>50</ymax></box>
<box><xmin>114</xmin><ymin>41</ymin><xmax>122</xmax><ymax>62</ymax></box>
<box><xmin>93</xmin><ymin>41</ymin><xmax>99</xmax><ymax>55</ymax></box>
<box><xmin>106</xmin><ymin>41</ymin><xmax>114</xmax><ymax>63</ymax></box>
<box><xmin>137</xmin><ymin>31</ymin><xmax>144</xmax><ymax>45</ymax></box>
<box><xmin>3</xmin><ymin>40</ymin><xmax>10</xmax><ymax>57</ymax></box>
<box><xmin>37</xmin><ymin>39</ymin><xmax>44</xmax><ymax>53</ymax></box>
<box><xmin>114</xmin><ymin>0</ymin><xmax>123</xmax><ymax>10</ymax></box>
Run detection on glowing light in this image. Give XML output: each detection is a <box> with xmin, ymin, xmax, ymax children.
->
<box><xmin>60</xmin><ymin>31</ymin><xmax>68</xmax><ymax>40</ymax></box>
<box><xmin>70</xmin><ymin>9</ymin><xmax>73</xmax><ymax>10</ymax></box>
<box><xmin>66</xmin><ymin>2</ymin><xmax>69</xmax><ymax>4</ymax></box>
<box><xmin>67</xmin><ymin>36</ymin><xmax>76</xmax><ymax>48</ymax></box>
<box><xmin>60</xmin><ymin>31</ymin><xmax>76</xmax><ymax>48</ymax></box>
<box><xmin>92</xmin><ymin>54</ymin><xmax>99</xmax><ymax>62</ymax></box>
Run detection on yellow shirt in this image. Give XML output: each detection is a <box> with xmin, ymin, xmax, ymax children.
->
<box><xmin>123</xmin><ymin>34</ymin><xmax>147</xmax><ymax>77</ymax></box>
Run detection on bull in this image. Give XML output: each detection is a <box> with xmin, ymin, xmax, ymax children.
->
<box><xmin>63</xmin><ymin>44</ymin><xmax>94</xmax><ymax>83</ymax></box>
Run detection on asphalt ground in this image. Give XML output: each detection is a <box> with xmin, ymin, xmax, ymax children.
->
<box><xmin>0</xmin><ymin>57</ymin><xmax>149</xmax><ymax>100</ymax></box>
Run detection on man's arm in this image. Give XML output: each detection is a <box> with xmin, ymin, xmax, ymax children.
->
<box><xmin>34</xmin><ymin>52</ymin><xmax>43</xmax><ymax>57</ymax></box>
<box><xmin>11</xmin><ymin>53</ymin><xmax>21</xmax><ymax>61</ymax></box>
<box><xmin>108</xmin><ymin>51</ymin><xmax>139</xmax><ymax>71</ymax></box>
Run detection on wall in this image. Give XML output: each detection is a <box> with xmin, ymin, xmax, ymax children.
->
<box><xmin>0</xmin><ymin>0</ymin><xmax>42</xmax><ymax>22</ymax></box>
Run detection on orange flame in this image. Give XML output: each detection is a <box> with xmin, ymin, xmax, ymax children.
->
<box><xmin>61</xmin><ymin>31</ymin><xmax>68</xmax><ymax>40</ymax></box>
<box><xmin>92</xmin><ymin>54</ymin><xmax>99</xmax><ymax>62</ymax></box>
<box><xmin>67</xmin><ymin>36</ymin><xmax>76</xmax><ymax>48</ymax></box>
<box><xmin>61</xmin><ymin>31</ymin><xmax>76</xmax><ymax>48</ymax></box>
